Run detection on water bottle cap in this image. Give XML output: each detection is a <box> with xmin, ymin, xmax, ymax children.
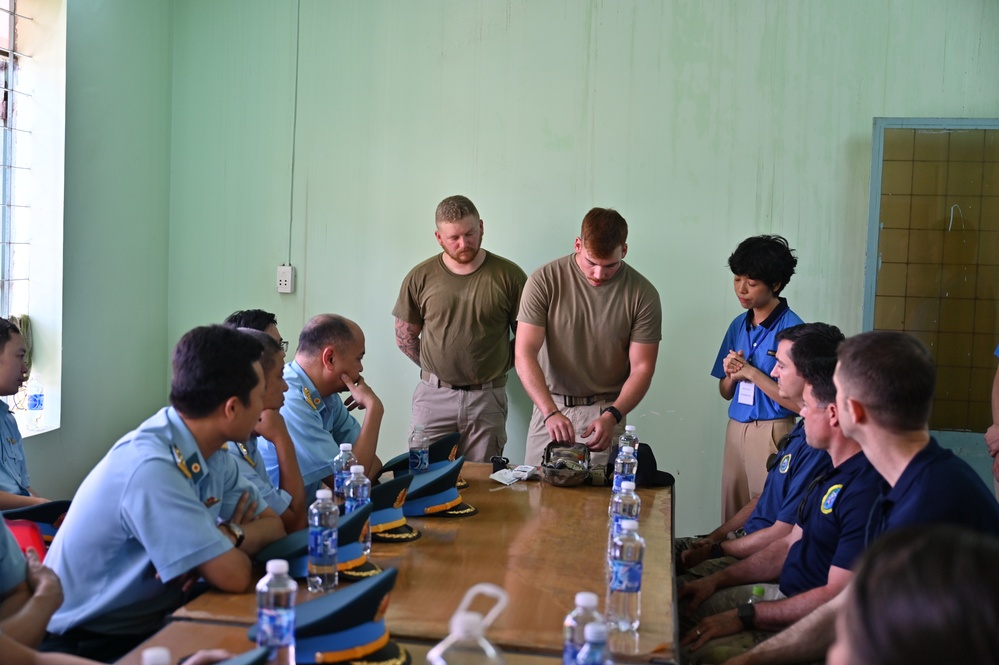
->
<box><xmin>449</xmin><ymin>610</ymin><xmax>484</xmax><ymax>637</ymax></box>
<box><xmin>575</xmin><ymin>591</ymin><xmax>599</xmax><ymax>609</ymax></box>
<box><xmin>414</xmin><ymin>424</ymin><xmax>426</xmax><ymax>431</ymax></box>
<box><xmin>624</xmin><ymin>425</ymin><xmax>636</xmax><ymax>432</ymax></box>
<box><xmin>350</xmin><ymin>465</ymin><xmax>365</xmax><ymax>475</ymax></box>
<box><xmin>141</xmin><ymin>646</ymin><xmax>172</xmax><ymax>665</ymax></box>
<box><xmin>316</xmin><ymin>489</ymin><xmax>333</xmax><ymax>500</ymax></box>
<box><xmin>621</xmin><ymin>481</ymin><xmax>636</xmax><ymax>491</ymax></box>
<box><xmin>621</xmin><ymin>446</ymin><xmax>634</xmax><ymax>454</ymax></box>
<box><xmin>752</xmin><ymin>585</ymin><xmax>766</xmax><ymax>596</ymax></box>
<box><xmin>266</xmin><ymin>559</ymin><xmax>289</xmax><ymax>575</ymax></box>
<box><xmin>340</xmin><ymin>443</ymin><xmax>353</xmax><ymax>451</ymax></box>
<box><xmin>583</xmin><ymin>622</ymin><xmax>607</xmax><ymax>642</ymax></box>
<box><xmin>621</xmin><ymin>519</ymin><xmax>638</xmax><ymax>531</ymax></box>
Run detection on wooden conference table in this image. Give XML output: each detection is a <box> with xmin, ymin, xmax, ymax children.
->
<box><xmin>144</xmin><ymin>463</ymin><xmax>677</xmax><ymax>663</ymax></box>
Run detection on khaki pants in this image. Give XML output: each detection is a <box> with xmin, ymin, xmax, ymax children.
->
<box><xmin>524</xmin><ymin>398</ymin><xmax>624</xmax><ymax>467</ymax></box>
<box><xmin>721</xmin><ymin>417</ymin><xmax>795</xmax><ymax>522</ymax></box>
<box><xmin>411</xmin><ymin>381</ymin><xmax>508</xmax><ymax>463</ymax></box>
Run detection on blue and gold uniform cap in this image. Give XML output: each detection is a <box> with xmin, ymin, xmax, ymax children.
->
<box><xmin>402</xmin><ymin>457</ymin><xmax>477</xmax><ymax>519</ymax></box>
<box><xmin>369</xmin><ymin>474</ymin><xmax>420</xmax><ymax>543</ymax></box>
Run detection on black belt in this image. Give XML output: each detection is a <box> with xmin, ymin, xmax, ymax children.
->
<box><xmin>551</xmin><ymin>392</ymin><xmax>619</xmax><ymax>407</ymax></box>
<box><xmin>421</xmin><ymin>370</ymin><xmax>508</xmax><ymax>391</ymax></box>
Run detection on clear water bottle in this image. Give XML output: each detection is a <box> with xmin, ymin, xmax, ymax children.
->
<box><xmin>748</xmin><ymin>584</ymin><xmax>765</xmax><ymax>604</ymax></box>
<box><xmin>409</xmin><ymin>424</ymin><xmax>430</xmax><ymax>474</ymax></box>
<box><xmin>256</xmin><ymin>559</ymin><xmax>297</xmax><ymax>665</ymax></box>
<box><xmin>332</xmin><ymin>443</ymin><xmax>357</xmax><ymax>505</ymax></box>
<box><xmin>141</xmin><ymin>647</ymin><xmax>171</xmax><ymax>665</ymax></box>
<box><xmin>427</xmin><ymin>583</ymin><xmax>508</xmax><ymax>665</ymax></box>
<box><xmin>612</xmin><ymin>438</ymin><xmax>637</xmax><ymax>493</ymax></box>
<box><xmin>608</xmin><ymin>480</ymin><xmax>642</xmax><ymax>551</ymax></box>
<box><xmin>344</xmin><ymin>464</ymin><xmax>372</xmax><ymax>555</ymax></box>
<box><xmin>562</xmin><ymin>591</ymin><xmax>603</xmax><ymax>665</ymax></box>
<box><xmin>25</xmin><ymin>374</ymin><xmax>43</xmax><ymax>432</ymax></box>
<box><xmin>575</xmin><ymin>622</ymin><xmax>611</xmax><ymax>665</ymax></box>
<box><xmin>307</xmin><ymin>489</ymin><xmax>338</xmax><ymax>593</ymax></box>
<box><xmin>606</xmin><ymin>519</ymin><xmax>644</xmax><ymax>632</ymax></box>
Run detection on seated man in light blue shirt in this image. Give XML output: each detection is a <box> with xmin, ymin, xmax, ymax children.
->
<box><xmin>43</xmin><ymin>325</ymin><xmax>285</xmax><ymax>662</ymax></box>
<box><xmin>260</xmin><ymin>314</ymin><xmax>384</xmax><ymax>504</ymax></box>
<box><xmin>0</xmin><ymin>319</ymin><xmax>52</xmax><ymax>510</ymax></box>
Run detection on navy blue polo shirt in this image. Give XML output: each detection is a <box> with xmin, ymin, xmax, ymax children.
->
<box><xmin>711</xmin><ymin>298</ymin><xmax>803</xmax><ymax>423</ymax></box>
<box><xmin>779</xmin><ymin>451</ymin><xmax>882</xmax><ymax>597</ymax></box>
<box><xmin>744</xmin><ymin>421</ymin><xmax>832</xmax><ymax>534</ymax></box>
<box><xmin>866</xmin><ymin>438</ymin><xmax>999</xmax><ymax>544</ymax></box>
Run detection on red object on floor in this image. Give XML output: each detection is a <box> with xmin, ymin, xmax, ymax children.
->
<box><xmin>4</xmin><ymin>518</ymin><xmax>46</xmax><ymax>561</ymax></box>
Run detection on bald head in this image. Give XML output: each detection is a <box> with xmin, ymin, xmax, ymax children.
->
<box><xmin>297</xmin><ymin>314</ymin><xmax>359</xmax><ymax>357</ymax></box>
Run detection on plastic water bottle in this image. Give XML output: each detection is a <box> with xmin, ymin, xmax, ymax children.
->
<box><xmin>749</xmin><ymin>584</ymin><xmax>765</xmax><ymax>603</ymax></box>
<box><xmin>612</xmin><ymin>439</ymin><xmax>637</xmax><ymax>493</ymax></box>
<box><xmin>141</xmin><ymin>647</ymin><xmax>171</xmax><ymax>665</ymax></box>
<box><xmin>344</xmin><ymin>464</ymin><xmax>372</xmax><ymax>555</ymax></box>
<box><xmin>608</xmin><ymin>480</ymin><xmax>642</xmax><ymax>551</ymax></box>
<box><xmin>409</xmin><ymin>424</ymin><xmax>430</xmax><ymax>474</ymax></box>
<box><xmin>606</xmin><ymin>519</ymin><xmax>644</xmax><ymax>631</ymax></box>
<box><xmin>332</xmin><ymin>443</ymin><xmax>357</xmax><ymax>505</ymax></box>
<box><xmin>562</xmin><ymin>591</ymin><xmax>603</xmax><ymax>665</ymax></box>
<box><xmin>25</xmin><ymin>374</ymin><xmax>43</xmax><ymax>431</ymax></box>
<box><xmin>307</xmin><ymin>489</ymin><xmax>338</xmax><ymax>593</ymax></box>
<box><xmin>575</xmin><ymin>622</ymin><xmax>611</xmax><ymax>665</ymax></box>
<box><xmin>427</xmin><ymin>583</ymin><xmax>508</xmax><ymax>665</ymax></box>
<box><xmin>256</xmin><ymin>559</ymin><xmax>297</xmax><ymax>665</ymax></box>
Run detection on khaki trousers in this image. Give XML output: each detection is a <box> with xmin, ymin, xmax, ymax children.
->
<box><xmin>721</xmin><ymin>417</ymin><xmax>796</xmax><ymax>522</ymax></box>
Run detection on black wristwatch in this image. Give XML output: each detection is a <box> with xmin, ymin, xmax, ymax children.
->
<box><xmin>710</xmin><ymin>543</ymin><xmax>725</xmax><ymax>559</ymax></box>
<box><xmin>222</xmin><ymin>521</ymin><xmax>245</xmax><ymax>548</ymax></box>
<box><xmin>737</xmin><ymin>602</ymin><xmax>755</xmax><ymax>630</ymax></box>
<box><xmin>601</xmin><ymin>406</ymin><xmax>623</xmax><ymax>424</ymax></box>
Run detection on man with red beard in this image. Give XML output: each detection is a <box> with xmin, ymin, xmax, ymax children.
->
<box><xmin>394</xmin><ymin>195</ymin><xmax>527</xmax><ymax>462</ymax></box>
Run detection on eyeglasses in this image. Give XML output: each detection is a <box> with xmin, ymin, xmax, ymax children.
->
<box><xmin>765</xmin><ymin>432</ymin><xmax>795</xmax><ymax>472</ymax></box>
<box><xmin>280</xmin><ymin>339</ymin><xmax>290</xmax><ymax>353</ymax></box>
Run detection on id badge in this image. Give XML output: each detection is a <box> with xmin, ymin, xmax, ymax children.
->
<box><xmin>737</xmin><ymin>380</ymin><xmax>755</xmax><ymax>406</ymax></box>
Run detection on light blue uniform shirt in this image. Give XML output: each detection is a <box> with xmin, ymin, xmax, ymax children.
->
<box><xmin>227</xmin><ymin>434</ymin><xmax>292</xmax><ymax>516</ymax></box>
<box><xmin>0</xmin><ymin>404</ymin><xmax>30</xmax><ymax>496</ymax></box>
<box><xmin>46</xmin><ymin>407</ymin><xmax>264</xmax><ymax>636</ymax></box>
<box><xmin>0</xmin><ymin>518</ymin><xmax>27</xmax><ymax>594</ymax></box>
<box><xmin>259</xmin><ymin>361</ymin><xmax>360</xmax><ymax>504</ymax></box>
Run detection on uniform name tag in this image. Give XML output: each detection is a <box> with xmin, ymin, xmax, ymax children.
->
<box><xmin>737</xmin><ymin>380</ymin><xmax>755</xmax><ymax>406</ymax></box>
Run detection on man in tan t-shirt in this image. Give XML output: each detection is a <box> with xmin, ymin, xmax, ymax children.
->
<box><xmin>393</xmin><ymin>195</ymin><xmax>527</xmax><ymax>462</ymax></box>
<box><xmin>516</xmin><ymin>208</ymin><xmax>662</xmax><ymax>466</ymax></box>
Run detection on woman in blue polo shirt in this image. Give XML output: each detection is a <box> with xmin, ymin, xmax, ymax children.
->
<box><xmin>711</xmin><ymin>235</ymin><xmax>802</xmax><ymax>521</ymax></box>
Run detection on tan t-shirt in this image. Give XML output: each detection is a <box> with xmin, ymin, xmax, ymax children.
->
<box><xmin>517</xmin><ymin>253</ymin><xmax>662</xmax><ymax>396</ymax></box>
<box><xmin>393</xmin><ymin>251</ymin><xmax>527</xmax><ymax>385</ymax></box>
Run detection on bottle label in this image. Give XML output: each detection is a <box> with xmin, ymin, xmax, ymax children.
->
<box><xmin>27</xmin><ymin>394</ymin><xmax>44</xmax><ymax>411</ymax></box>
<box><xmin>334</xmin><ymin>470</ymin><xmax>350</xmax><ymax>496</ymax></box>
<box><xmin>409</xmin><ymin>449</ymin><xmax>429</xmax><ymax>473</ymax></box>
<box><xmin>609</xmin><ymin>560</ymin><xmax>643</xmax><ymax>593</ymax></box>
<box><xmin>308</xmin><ymin>526</ymin><xmax>336</xmax><ymax>559</ymax></box>
<box><xmin>257</xmin><ymin>607</ymin><xmax>295</xmax><ymax>647</ymax></box>
<box><xmin>563</xmin><ymin>643</ymin><xmax>580</xmax><ymax>665</ymax></box>
<box><xmin>612</xmin><ymin>473</ymin><xmax>635</xmax><ymax>492</ymax></box>
<box><xmin>345</xmin><ymin>497</ymin><xmax>370</xmax><ymax>513</ymax></box>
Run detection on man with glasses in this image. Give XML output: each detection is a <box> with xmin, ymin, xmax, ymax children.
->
<box><xmin>678</xmin><ymin>324</ymin><xmax>838</xmax><ymax>579</ymax></box>
<box><xmin>678</xmin><ymin>333</ymin><xmax>882</xmax><ymax>664</ymax></box>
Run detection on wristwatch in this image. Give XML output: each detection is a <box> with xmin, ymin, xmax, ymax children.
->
<box><xmin>600</xmin><ymin>405</ymin><xmax>623</xmax><ymax>424</ymax></box>
<box><xmin>737</xmin><ymin>602</ymin><xmax>755</xmax><ymax>630</ymax></box>
<box><xmin>222</xmin><ymin>521</ymin><xmax>245</xmax><ymax>548</ymax></box>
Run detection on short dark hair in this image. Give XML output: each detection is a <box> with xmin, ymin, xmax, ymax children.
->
<box><xmin>581</xmin><ymin>208</ymin><xmax>628</xmax><ymax>258</ymax></box>
<box><xmin>224</xmin><ymin>309</ymin><xmax>277</xmax><ymax>332</ymax></box>
<box><xmin>0</xmin><ymin>318</ymin><xmax>21</xmax><ymax>351</ymax></box>
<box><xmin>297</xmin><ymin>314</ymin><xmax>355</xmax><ymax>356</ymax></box>
<box><xmin>436</xmin><ymin>196</ymin><xmax>479</xmax><ymax>223</ymax></box>
<box><xmin>837</xmin><ymin>331</ymin><xmax>935</xmax><ymax>432</ymax></box>
<box><xmin>237</xmin><ymin>327</ymin><xmax>282</xmax><ymax>374</ymax></box>
<box><xmin>727</xmin><ymin>235</ymin><xmax>797</xmax><ymax>295</ymax></box>
<box><xmin>170</xmin><ymin>325</ymin><xmax>264</xmax><ymax>418</ymax></box>
<box><xmin>776</xmin><ymin>322</ymin><xmax>845</xmax><ymax>405</ymax></box>
<box><xmin>846</xmin><ymin>524</ymin><xmax>999</xmax><ymax>665</ymax></box>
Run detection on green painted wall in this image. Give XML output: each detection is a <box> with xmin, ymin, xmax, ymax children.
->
<box><xmin>31</xmin><ymin>1</ymin><xmax>999</xmax><ymax>536</ymax></box>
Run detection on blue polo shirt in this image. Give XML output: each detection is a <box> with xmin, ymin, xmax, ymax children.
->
<box><xmin>0</xmin><ymin>518</ymin><xmax>27</xmax><ymax>594</ymax></box>
<box><xmin>259</xmin><ymin>361</ymin><xmax>360</xmax><ymax>505</ymax></box>
<box><xmin>779</xmin><ymin>451</ymin><xmax>882</xmax><ymax>597</ymax></box>
<box><xmin>866</xmin><ymin>438</ymin><xmax>999</xmax><ymax>544</ymax></box>
<box><xmin>228</xmin><ymin>434</ymin><xmax>292</xmax><ymax>516</ymax></box>
<box><xmin>711</xmin><ymin>298</ymin><xmax>803</xmax><ymax>422</ymax></box>
<box><xmin>0</xmin><ymin>405</ymin><xmax>29</xmax><ymax>496</ymax></box>
<box><xmin>46</xmin><ymin>407</ymin><xmax>265</xmax><ymax>636</ymax></box>
<box><xmin>744</xmin><ymin>421</ymin><xmax>832</xmax><ymax>533</ymax></box>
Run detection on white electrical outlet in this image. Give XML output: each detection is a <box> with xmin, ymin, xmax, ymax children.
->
<box><xmin>276</xmin><ymin>265</ymin><xmax>295</xmax><ymax>294</ymax></box>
